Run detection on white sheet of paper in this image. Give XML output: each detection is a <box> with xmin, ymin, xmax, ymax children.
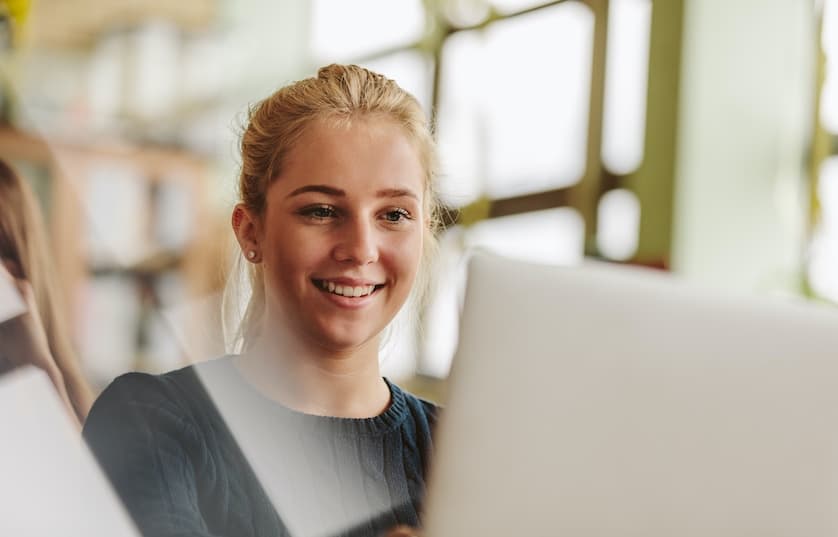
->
<box><xmin>0</xmin><ymin>367</ymin><xmax>140</xmax><ymax>537</ymax></box>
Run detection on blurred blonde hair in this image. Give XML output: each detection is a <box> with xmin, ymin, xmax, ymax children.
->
<box><xmin>0</xmin><ymin>159</ymin><xmax>93</xmax><ymax>420</ymax></box>
<box><xmin>225</xmin><ymin>64</ymin><xmax>441</xmax><ymax>352</ymax></box>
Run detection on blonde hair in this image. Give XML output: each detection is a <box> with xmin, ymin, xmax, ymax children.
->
<box><xmin>0</xmin><ymin>159</ymin><xmax>93</xmax><ymax>420</ymax></box>
<box><xmin>228</xmin><ymin>64</ymin><xmax>441</xmax><ymax>352</ymax></box>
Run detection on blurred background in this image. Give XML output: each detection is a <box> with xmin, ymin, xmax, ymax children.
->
<box><xmin>0</xmin><ymin>0</ymin><xmax>835</xmax><ymax>400</ymax></box>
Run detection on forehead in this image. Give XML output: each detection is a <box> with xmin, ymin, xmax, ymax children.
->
<box><xmin>272</xmin><ymin>116</ymin><xmax>425</xmax><ymax>196</ymax></box>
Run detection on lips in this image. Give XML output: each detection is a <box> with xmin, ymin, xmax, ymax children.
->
<box><xmin>312</xmin><ymin>279</ymin><xmax>385</xmax><ymax>299</ymax></box>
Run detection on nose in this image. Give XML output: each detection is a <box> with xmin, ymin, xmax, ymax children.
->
<box><xmin>333</xmin><ymin>217</ymin><xmax>379</xmax><ymax>265</ymax></box>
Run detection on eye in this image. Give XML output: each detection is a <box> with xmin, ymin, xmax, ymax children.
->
<box><xmin>300</xmin><ymin>205</ymin><xmax>338</xmax><ymax>220</ymax></box>
<box><xmin>382</xmin><ymin>208</ymin><xmax>412</xmax><ymax>223</ymax></box>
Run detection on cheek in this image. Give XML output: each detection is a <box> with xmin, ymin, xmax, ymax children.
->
<box><xmin>264</xmin><ymin>225</ymin><xmax>312</xmax><ymax>264</ymax></box>
<box><xmin>260</xmin><ymin>230</ymin><xmax>313</xmax><ymax>294</ymax></box>
<box><xmin>390</xmin><ymin>230</ymin><xmax>424</xmax><ymax>280</ymax></box>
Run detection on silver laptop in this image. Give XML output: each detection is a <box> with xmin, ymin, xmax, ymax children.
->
<box><xmin>424</xmin><ymin>252</ymin><xmax>838</xmax><ymax>537</ymax></box>
<box><xmin>0</xmin><ymin>367</ymin><xmax>140</xmax><ymax>537</ymax></box>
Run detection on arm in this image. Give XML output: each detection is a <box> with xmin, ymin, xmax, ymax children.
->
<box><xmin>83</xmin><ymin>374</ymin><xmax>222</xmax><ymax>537</ymax></box>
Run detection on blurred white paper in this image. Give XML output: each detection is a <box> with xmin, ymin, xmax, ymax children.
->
<box><xmin>0</xmin><ymin>277</ymin><xmax>26</xmax><ymax>323</ymax></box>
<box><xmin>0</xmin><ymin>367</ymin><xmax>139</xmax><ymax>537</ymax></box>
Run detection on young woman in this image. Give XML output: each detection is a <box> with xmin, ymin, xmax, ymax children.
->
<box><xmin>83</xmin><ymin>64</ymin><xmax>442</xmax><ymax>537</ymax></box>
<box><xmin>0</xmin><ymin>158</ymin><xmax>94</xmax><ymax>426</ymax></box>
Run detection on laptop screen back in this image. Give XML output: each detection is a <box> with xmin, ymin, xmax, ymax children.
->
<box><xmin>424</xmin><ymin>253</ymin><xmax>838</xmax><ymax>537</ymax></box>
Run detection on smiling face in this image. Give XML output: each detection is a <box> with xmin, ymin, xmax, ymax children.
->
<box><xmin>248</xmin><ymin>116</ymin><xmax>426</xmax><ymax>356</ymax></box>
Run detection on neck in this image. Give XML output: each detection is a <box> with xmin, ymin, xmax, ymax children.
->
<box><xmin>234</xmin><ymin>328</ymin><xmax>391</xmax><ymax>419</ymax></box>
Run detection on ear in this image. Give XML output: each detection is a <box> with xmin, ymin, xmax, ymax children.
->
<box><xmin>232</xmin><ymin>204</ymin><xmax>262</xmax><ymax>261</ymax></box>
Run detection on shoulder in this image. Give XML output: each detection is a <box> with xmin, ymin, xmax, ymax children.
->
<box><xmin>82</xmin><ymin>361</ymin><xmax>239</xmax><ymax>476</ymax></box>
<box><xmin>90</xmin><ymin>364</ymin><xmax>205</xmax><ymax>416</ymax></box>
<box><xmin>388</xmin><ymin>380</ymin><xmax>441</xmax><ymax>431</ymax></box>
<box><xmin>406</xmin><ymin>390</ymin><xmax>441</xmax><ymax>423</ymax></box>
<box><xmin>83</xmin><ymin>358</ymin><xmax>233</xmax><ymax>440</ymax></box>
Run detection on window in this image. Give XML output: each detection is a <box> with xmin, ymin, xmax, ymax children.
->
<box><xmin>809</xmin><ymin>0</ymin><xmax>838</xmax><ymax>302</ymax></box>
<box><xmin>309</xmin><ymin>0</ymin><xmax>657</xmax><ymax>377</ymax></box>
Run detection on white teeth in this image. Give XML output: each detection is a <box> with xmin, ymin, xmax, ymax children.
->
<box><xmin>318</xmin><ymin>280</ymin><xmax>376</xmax><ymax>298</ymax></box>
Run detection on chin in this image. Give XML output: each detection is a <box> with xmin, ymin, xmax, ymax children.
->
<box><xmin>317</xmin><ymin>338</ymin><xmax>376</xmax><ymax>355</ymax></box>
<box><xmin>310</xmin><ymin>326</ymin><xmax>379</xmax><ymax>355</ymax></box>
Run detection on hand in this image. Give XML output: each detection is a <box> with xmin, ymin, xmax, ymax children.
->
<box><xmin>0</xmin><ymin>261</ymin><xmax>77</xmax><ymax>425</ymax></box>
<box><xmin>382</xmin><ymin>525</ymin><xmax>423</xmax><ymax>537</ymax></box>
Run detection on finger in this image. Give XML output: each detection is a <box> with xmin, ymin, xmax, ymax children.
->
<box><xmin>382</xmin><ymin>526</ymin><xmax>422</xmax><ymax>537</ymax></box>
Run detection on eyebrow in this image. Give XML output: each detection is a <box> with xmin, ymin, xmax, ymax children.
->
<box><xmin>288</xmin><ymin>185</ymin><xmax>345</xmax><ymax>198</ymax></box>
<box><xmin>375</xmin><ymin>188</ymin><xmax>419</xmax><ymax>201</ymax></box>
<box><xmin>288</xmin><ymin>185</ymin><xmax>419</xmax><ymax>200</ymax></box>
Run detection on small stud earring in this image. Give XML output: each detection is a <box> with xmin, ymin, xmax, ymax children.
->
<box><xmin>247</xmin><ymin>250</ymin><xmax>257</xmax><ymax>260</ymax></box>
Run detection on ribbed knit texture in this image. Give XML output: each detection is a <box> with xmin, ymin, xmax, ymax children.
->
<box><xmin>83</xmin><ymin>356</ymin><xmax>438</xmax><ymax>537</ymax></box>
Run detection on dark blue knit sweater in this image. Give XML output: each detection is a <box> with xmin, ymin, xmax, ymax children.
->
<box><xmin>83</xmin><ymin>357</ymin><xmax>438</xmax><ymax>537</ymax></box>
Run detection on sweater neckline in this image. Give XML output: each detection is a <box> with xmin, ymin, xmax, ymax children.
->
<box><xmin>199</xmin><ymin>356</ymin><xmax>409</xmax><ymax>437</ymax></box>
